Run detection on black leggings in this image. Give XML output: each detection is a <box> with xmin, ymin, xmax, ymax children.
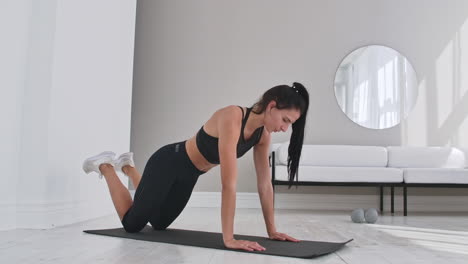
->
<box><xmin>121</xmin><ymin>140</ymin><xmax>206</xmax><ymax>233</ymax></box>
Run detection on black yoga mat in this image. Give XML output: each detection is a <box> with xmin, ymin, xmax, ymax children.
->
<box><xmin>84</xmin><ymin>226</ymin><xmax>352</xmax><ymax>258</ymax></box>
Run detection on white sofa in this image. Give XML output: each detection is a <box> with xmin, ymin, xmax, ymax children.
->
<box><xmin>270</xmin><ymin>142</ymin><xmax>468</xmax><ymax>216</ymax></box>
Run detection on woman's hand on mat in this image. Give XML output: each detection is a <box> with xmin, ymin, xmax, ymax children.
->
<box><xmin>223</xmin><ymin>238</ymin><xmax>266</xmax><ymax>251</ymax></box>
<box><xmin>268</xmin><ymin>231</ymin><xmax>301</xmax><ymax>242</ymax></box>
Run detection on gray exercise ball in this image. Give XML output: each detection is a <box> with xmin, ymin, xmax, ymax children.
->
<box><xmin>351</xmin><ymin>208</ymin><xmax>366</xmax><ymax>223</ymax></box>
<box><xmin>364</xmin><ymin>208</ymin><xmax>379</xmax><ymax>224</ymax></box>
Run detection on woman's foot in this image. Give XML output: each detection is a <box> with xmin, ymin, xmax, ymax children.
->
<box><xmin>114</xmin><ymin>152</ymin><xmax>135</xmax><ymax>176</ymax></box>
<box><xmin>82</xmin><ymin>151</ymin><xmax>116</xmax><ymax>179</ymax></box>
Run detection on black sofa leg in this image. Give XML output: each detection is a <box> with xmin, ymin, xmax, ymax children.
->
<box><xmin>391</xmin><ymin>186</ymin><xmax>394</xmax><ymax>214</ymax></box>
<box><xmin>380</xmin><ymin>186</ymin><xmax>384</xmax><ymax>214</ymax></box>
<box><xmin>403</xmin><ymin>186</ymin><xmax>407</xmax><ymax>216</ymax></box>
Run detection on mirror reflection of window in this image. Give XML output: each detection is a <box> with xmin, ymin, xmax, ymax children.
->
<box><xmin>334</xmin><ymin>45</ymin><xmax>418</xmax><ymax>129</ymax></box>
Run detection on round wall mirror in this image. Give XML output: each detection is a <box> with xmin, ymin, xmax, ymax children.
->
<box><xmin>334</xmin><ymin>45</ymin><xmax>418</xmax><ymax>129</ymax></box>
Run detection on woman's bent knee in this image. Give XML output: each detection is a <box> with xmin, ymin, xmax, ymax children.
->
<box><xmin>121</xmin><ymin>213</ymin><xmax>147</xmax><ymax>233</ymax></box>
<box><xmin>122</xmin><ymin>222</ymin><xmax>146</xmax><ymax>233</ymax></box>
<box><xmin>151</xmin><ymin>223</ymin><xmax>168</xmax><ymax>231</ymax></box>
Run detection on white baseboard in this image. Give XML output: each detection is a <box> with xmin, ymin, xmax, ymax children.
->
<box><xmin>187</xmin><ymin>192</ymin><xmax>468</xmax><ymax>212</ymax></box>
<box><xmin>0</xmin><ymin>203</ymin><xmax>16</xmax><ymax>231</ymax></box>
<box><xmin>3</xmin><ymin>191</ymin><xmax>466</xmax><ymax>230</ymax></box>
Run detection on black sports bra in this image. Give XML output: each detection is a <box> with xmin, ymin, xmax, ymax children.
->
<box><xmin>195</xmin><ymin>106</ymin><xmax>264</xmax><ymax>164</ymax></box>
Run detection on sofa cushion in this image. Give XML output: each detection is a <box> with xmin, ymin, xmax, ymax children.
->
<box><xmin>403</xmin><ymin>168</ymin><xmax>468</xmax><ymax>184</ymax></box>
<box><xmin>275</xmin><ymin>142</ymin><xmax>388</xmax><ymax>167</ymax></box>
<box><xmin>387</xmin><ymin>146</ymin><xmax>466</xmax><ymax>168</ymax></box>
<box><xmin>273</xmin><ymin>165</ymin><xmax>403</xmax><ymax>183</ymax></box>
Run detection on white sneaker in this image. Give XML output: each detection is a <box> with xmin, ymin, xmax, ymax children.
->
<box><xmin>114</xmin><ymin>152</ymin><xmax>135</xmax><ymax>176</ymax></box>
<box><xmin>82</xmin><ymin>151</ymin><xmax>116</xmax><ymax>179</ymax></box>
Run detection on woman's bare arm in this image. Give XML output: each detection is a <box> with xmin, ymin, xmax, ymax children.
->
<box><xmin>217</xmin><ymin>106</ymin><xmax>266</xmax><ymax>251</ymax></box>
<box><xmin>253</xmin><ymin>129</ymin><xmax>301</xmax><ymax>243</ymax></box>
<box><xmin>217</xmin><ymin>106</ymin><xmax>241</xmax><ymax>243</ymax></box>
<box><xmin>253</xmin><ymin>130</ymin><xmax>277</xmax><ymax>235</ymax></box>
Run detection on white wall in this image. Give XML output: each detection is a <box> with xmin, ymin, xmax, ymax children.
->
<box><xmin>0</xmin><ymin>0</ymin><xmax>32</xmax><ymax>231</ymax></box>
<box><xmin>131</xmin><ymin>0</ymin><xmax>468</xmax><ymax>202</ymax></box>
<box><xmin>0</xmin><ymin>0</ymin><xmax>137</xmax><ymax>230</ymax></box>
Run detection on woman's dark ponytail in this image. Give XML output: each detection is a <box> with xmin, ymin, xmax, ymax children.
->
<box><xmin>287</xmin><ymin>82</ymin><xmax>309</xmax><ymax>188</ymax></box>
<box><xmin>251</xmin><ymin>82</ymin><xmax>309</xmax><ymax>188</ymax></box>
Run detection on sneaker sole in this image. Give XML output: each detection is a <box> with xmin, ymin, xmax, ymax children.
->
<box><xmin>82</xmin><ymin>151</ymin><xmax>116</xmax><ymax>174</ymax></box>
<box><xmin>114</xmin><ymin>152</ymin><xmax>135</xmax><ymax>172</ymax></box>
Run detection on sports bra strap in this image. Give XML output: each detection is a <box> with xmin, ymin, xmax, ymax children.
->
<box><xmin>238</xmin><ymin>106</ymin><xmax>251</xmax><ymax>142</ymax></box>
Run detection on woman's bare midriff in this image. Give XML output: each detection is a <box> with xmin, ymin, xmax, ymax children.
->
<box><xmin>185</xmin><ymin>136</ymin><xmax>218</xmax><ymax>173</ymax></box>
<box><xmin>185</xmin><ymin>107</ymin><xmax>225</xmax><ymax>173</ymax></box>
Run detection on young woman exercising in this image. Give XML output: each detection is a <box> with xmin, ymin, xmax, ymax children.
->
<box><xmin>82</xmin><ymin>83</ymin><xmax>309</xmax><ymax>252</ymax></box>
